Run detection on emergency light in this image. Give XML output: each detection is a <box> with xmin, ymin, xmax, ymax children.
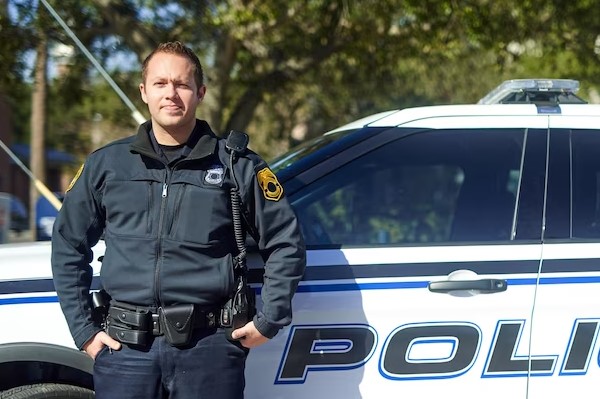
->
<box><xmin>478</xmin><ymin>79</ymin><xmax>587</xmax><ymax>105</ymax></box>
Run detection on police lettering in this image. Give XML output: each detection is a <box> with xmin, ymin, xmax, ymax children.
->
<box><xmin>483</xmin><ymin>321</ymin><xmax>556</xmax><ymax>376</ymax></box>
<box><xmin>381</xmin><ymin>323</ymin><xmax>480</xmax><ymax>379</ymax></box>
<box><xmin>276</xmin><ymin>325</ymin><xmax>377</xmax><ymax>383</ymax></box>
<box><xmin>277</xmin><ymin>319</ymin><xmax>600</xmax><ymax>384</ymax></box>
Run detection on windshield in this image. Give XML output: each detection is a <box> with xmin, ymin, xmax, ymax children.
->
<box><xmin>269</xmin><ymin>129</ymin><xmax>358</xmax><ymax>173</ymax></box>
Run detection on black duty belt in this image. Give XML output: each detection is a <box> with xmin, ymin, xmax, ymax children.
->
<box><xmin>106</xmin><ymin>301</ymin><xmax>220</xmax><ymax>346</ymax></box>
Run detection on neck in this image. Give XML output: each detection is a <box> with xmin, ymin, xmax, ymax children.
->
<box><xmin>151</xmin><ymin>120</ymin><xmax>196</xmax><ymax>145</ymax></box>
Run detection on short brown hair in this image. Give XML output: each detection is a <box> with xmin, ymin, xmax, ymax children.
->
<box><xmin>141</xmin><ymin>41</ymin><xmax>204</xmax><ymax>87</ymax></box>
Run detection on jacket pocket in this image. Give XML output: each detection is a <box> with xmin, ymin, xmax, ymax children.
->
<box><xmin>169</xmin><ymin>183</ymin><xmax>231</xmax><ymax>244</ymax></box>
<box><xmin>104</xmin><ymin>179</ymin><xmax>156</xmax><ymax>237</ymax></box>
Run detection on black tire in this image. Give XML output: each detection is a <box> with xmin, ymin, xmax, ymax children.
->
<box><xmin>0</xmin><ymin>384</ymin><xmax>94</xmax><ymax>399</ymax></box>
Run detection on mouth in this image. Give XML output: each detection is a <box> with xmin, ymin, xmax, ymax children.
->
<box><xmin>162</xmin><ymin>105</ymin><xmax>181</xmax><ymax>111</ymax></box>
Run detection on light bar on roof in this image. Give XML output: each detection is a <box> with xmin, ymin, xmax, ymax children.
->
<box><xmin>478</xmin><ymin>79</ymin><xmax>581</xmax><ymax>104</ymax></box>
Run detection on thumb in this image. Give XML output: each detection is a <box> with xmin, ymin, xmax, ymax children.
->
<box><xmin>99</xmin><ymin>331</ymin><xmax>122</xmax><ymax>350</ymax></box>
<box><xmin>231</xmin><ymin>326</ymin><xmax>247</xmax><ymax>340</ymax></box>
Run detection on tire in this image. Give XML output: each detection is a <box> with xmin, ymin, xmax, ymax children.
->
<box><xmin>0</xmin><ymin>384</ymin><xmax>94</xmax><ymax>399</ymax></box>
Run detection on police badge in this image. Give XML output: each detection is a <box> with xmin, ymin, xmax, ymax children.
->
<box><xmin>205</xmin><ymin>165</ymin><xmax>224</xmax><ymax>185</ymax></box>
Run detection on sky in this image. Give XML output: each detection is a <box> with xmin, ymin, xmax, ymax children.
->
<box><xmin>10</xmin><ymin>0</ymin><xmax>141</xmax><ymax>82</ymax></box>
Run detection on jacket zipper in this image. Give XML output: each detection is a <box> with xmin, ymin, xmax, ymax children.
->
<box><xmin>153</xmin><ymin>159</ymin><xmax>191</xmax><ymax>306</ymax></box>
<box><xmin>154</xmin><ymin>167</ymin><xmax>171</xmax><ymax>306</ymax></box>
<box><xmin>134</xmin><ymin>147</ymin><xmax>196</xmax><ymax>306</ymax></box>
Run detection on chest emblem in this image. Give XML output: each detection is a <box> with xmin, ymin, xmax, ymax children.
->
<box><xmin>205</xmin><ymin>165</ymin><xmax>224</xmax><ymax>185</ymax></box>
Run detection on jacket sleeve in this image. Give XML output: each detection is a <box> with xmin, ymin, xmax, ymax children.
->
<box><xmin>241</xmin><ymin>157</ymin><xmax>306</xmax><ymax>339</ymax></box>
<box><xmin>51</xmin><ymin>158</ymin><xmax>105</xmax><ymax>349</ymax></box>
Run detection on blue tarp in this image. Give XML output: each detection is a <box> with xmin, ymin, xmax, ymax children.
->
<box><xmin>9</xmin><ymin>143</ymin><xmax>75</xmax><ymax>164</ymax></box>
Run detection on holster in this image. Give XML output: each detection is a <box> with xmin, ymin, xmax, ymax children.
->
<box><xmin>91</xmin><ymin>290</ymin><xmax>111</xmax><ymax>327</ymax></box>
<box><xmin>220</xmin><ymin>277</ymin><xmax>256</xmax><ymax>341</ymax></box>
<box><xmin>159</xmin><ymin>304</ymin><xmax>195</xmax><ymax>346</ymax></box>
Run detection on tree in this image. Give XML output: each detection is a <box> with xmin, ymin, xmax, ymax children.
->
<box><xmin>29</xmin><ymin>7</ymin><xmax>49</xmax><ymax>230</ymax></box>
<box><xmin>0</xmin><ymin>0</ymin><xmax>34</xmax><ymax>141</ymax></box>
<box><xmin>9</xmin><ymin>0</ymin><xmax>600</xmax><ymax>161</ymax></box>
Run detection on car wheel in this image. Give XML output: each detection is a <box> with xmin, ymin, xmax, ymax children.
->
<box><xmin>0</xmin><ymin>384</ymin><xmax>94</xmax><ymax>399</ymax></box>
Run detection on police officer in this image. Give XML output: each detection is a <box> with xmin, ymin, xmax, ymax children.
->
<box><xmin>51</xmin><ymin>41</ymin><xmax>306</xmax><ymax>399</ymax></box>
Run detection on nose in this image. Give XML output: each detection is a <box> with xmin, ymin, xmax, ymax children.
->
<box><xmin>165</xmin><ymin>82</ymin><xmax>178</xmax><ymax>99</ymax></box>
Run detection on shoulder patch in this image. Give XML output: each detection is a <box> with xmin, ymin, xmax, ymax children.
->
<box><xmin>66</xmin><ymin>164</ymin><xmax>84</xmax><ymax>192</ymax></box>
<box><xmin>257</xmin><ymin>167</ymin><xmax>283</xmax><ymax>201</ymax></box>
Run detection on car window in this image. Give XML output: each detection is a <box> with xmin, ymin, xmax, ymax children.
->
<box><xmin>572</xmin><ymin>129</ymin><xmax>600</xmax><ymax>238</ymax></box>
<box><xmin>270</xmin><ymin>129</ymin><xmax>358</xmax><ymax>173</ymax></box>
<box><xmin>291</xmin><ymin>128</ymin><xmax>525</xmax><ymax>247</ymax></box>
<box><xmin>510</xmin><ymin>129</ymin><xmax>547</xmax><ymax>241</ymax></box>
<box><xmin>544</xmin><ymin>129</ymin><xmax>571</xmax><ymax>239</ymax></box>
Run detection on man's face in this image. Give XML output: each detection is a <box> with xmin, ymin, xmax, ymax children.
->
<box><xmin>139</xmin><ymin>52</ymin><xmax>205</xmax><ymax>135</ymax></box>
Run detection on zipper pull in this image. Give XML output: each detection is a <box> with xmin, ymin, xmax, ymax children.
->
<box><xmin>162</xmin><ymin>183</ymin><xmax>168</xmax><ymax>198</ymax></box>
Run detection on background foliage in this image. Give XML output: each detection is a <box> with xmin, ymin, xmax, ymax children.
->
<box><xmin>1</xmin><ymin>0</ymin><xmax>600</xmax><ymax>164</ymax></box>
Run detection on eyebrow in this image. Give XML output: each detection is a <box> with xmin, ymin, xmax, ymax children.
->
<box><xmin>149</xmin><ymin>76</ymin><xmax>191</xmax><ymax>85</ymax></box>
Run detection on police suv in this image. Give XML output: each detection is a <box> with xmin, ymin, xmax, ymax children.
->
<box><xmin>2</xmin><ymin>79</ymin><xmax>600</xmax><ymax>398</ymax></box>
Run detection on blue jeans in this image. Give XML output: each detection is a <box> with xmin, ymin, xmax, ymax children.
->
<box><xmin>93</xmin><ymin>328</ymin><xmax>248</xmax><ymax>399</ymax></box>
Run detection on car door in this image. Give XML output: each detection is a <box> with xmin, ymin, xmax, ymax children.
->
<box><xmin>245</xmin><ymin>117</ymin><xmax>548</xmax><ymax>399</ymax></box>
<box><xmin>528</xmin><ymin>115</ymin><xmax>600</xmax><ymax>398</ymax></box>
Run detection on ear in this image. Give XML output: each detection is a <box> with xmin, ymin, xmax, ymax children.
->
<box><xmin>140</xmin><ymin>83</ymin><xmax>148</xmax><ymax>104</ymax></box>
<box><xmin>197</xmin><ymin>85</ymin><xmax>207</xmax><ymax>102</ymax></box>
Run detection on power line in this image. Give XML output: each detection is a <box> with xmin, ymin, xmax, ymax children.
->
<box><xmin>39</xmin><ymin>0</ymin><xmax>146</xmax><ymax>125</ymax></box>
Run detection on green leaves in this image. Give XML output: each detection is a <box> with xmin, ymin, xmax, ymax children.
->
<box><xmin>3</xmin><ymin>0</ymin><xmax>600</xmax><ymax>159</ymax></box>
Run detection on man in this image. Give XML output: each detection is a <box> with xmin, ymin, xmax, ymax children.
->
<box><xmin>51</xmin><ymin>41</ymin><xmax>306</xmax><ymax>399</ymax></box>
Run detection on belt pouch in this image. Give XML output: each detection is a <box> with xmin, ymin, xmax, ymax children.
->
<box><xmin>159</xmin><ymin>304</ymin><xmax>195</xmax><ymax>346</ymax></box>
<box><xmin>108</xmin><ymin>305</ymin><xmax>150</xmax><ymax>330</ymax></box>
<box><xmin>107</xmin><ymin>324</ymin><xmax>148</xmax><ymax>346</ymax></box>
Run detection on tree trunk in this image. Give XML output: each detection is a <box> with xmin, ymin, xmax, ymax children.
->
<box><xmin>0</xmin><ymin>0</ymin><xmax>7</xmax><ymax>18</ymax></box>
<box><xmin>29</xmin><ymin>30</ymin><xmax>48</xmax><ymax>233</ymax></box>
<box><xmin>224</xmin><ymin>82</ymin><xmax>265</xmax><ymax>133</ymax></box>
<box><xmin>205</xmin><ymin>33</ymin><xmax>238</xmax><ymax>134</ymax></box>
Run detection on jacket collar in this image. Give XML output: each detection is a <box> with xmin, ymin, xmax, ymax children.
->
<box><xmin>130</xmin><ymin>119</ymin><xmax>219</xmax><ymax>162</ymax></box>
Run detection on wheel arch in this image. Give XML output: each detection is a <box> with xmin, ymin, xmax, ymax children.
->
<box><xmin>0</xmin><ymin>342</ymin><xmax>93</xmax><ymax>391</ymax></box>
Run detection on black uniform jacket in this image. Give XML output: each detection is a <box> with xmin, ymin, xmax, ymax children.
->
<box><xmin>51</xmin><ymin>120</ymin><xmax>306</xmax><ymax>349</ymax></box>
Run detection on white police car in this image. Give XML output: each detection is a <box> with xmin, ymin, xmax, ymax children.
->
<box><xmin>1</xmin><ymin>79</ymin><xmax>600</xmax><ymax>398</ymax></box>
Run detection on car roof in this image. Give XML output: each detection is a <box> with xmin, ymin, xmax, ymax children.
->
<box><xmin>325</xmin><ymin>110</ymin><xmax>399</xmax><ymax>134</ymax></box>
<box><xmin>325</xmin><ymin>103</ymin><xmax>600</xmax><ymax>132</ymax></box>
